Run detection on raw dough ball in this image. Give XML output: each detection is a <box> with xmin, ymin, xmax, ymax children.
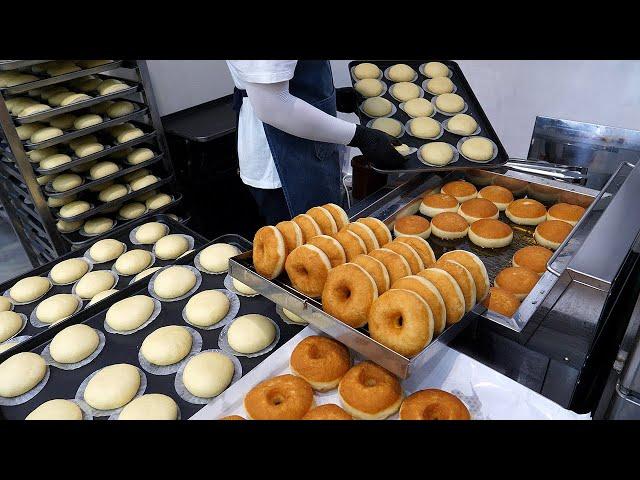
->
<box><xmin>49</xmin><ymin>114</ymin><xmax>77</xmax><ymax>130</ymax></box>
<box><xmin>118</xmin><ymin>394</ymin><xmax>178</xmax><ymax>420</ymax></box>
<box><xmin>185</xmin><ymin>290</ymin><xmax>230</xmax><ymax>327</ymax></box>
<box><xmin>132</xmin><ymin>267</ymin><xmax>162</xmax><ymax>283</ymax></box>
<box><xmin>106</xmin><ymin>101</ymin><xmax>134</xmax><ymax>118</ymax></box>
<box><xmin>0</xmin><ymin>352</ymin><xmax>46</xmax><ymax>398</ymax></box>
<box><xmin>135</xmin><ymin>222</ymin><xmax>168</xmax><ymax>244</ymax></box>
<box><xmin>57</xmin><ymin>219</ymin><xmax>83</xmax><ymax>232</ymax></box>
<box><xmin>354</xmin><ymin>78</ymin><xmax>384</xmax><ymax>97</ymax></box>
<box><xmin>426</xmin><ymin>76</ymin><xmax>454</xmax><ymax>94</ymax></box>
<box><xmin>199</xmin><ymin>243</ymin><xmax>241</xmax><ymax>273</ymax></box>
<box><xmin>395</xmin><ymin>144</ymin><xmax>412</xmax><ymax>155</ymax></box>
<box><xmin>127</xmin><ymin>148</ymin><xmax>155</xmax><ymax>165</ymax></box>
<box><xmin>78</xmin><ymin>77</ymin><xmax>103</xmax><ymax>93</ymax></box>
<box><xmin>74</xmin><ymin>114</ymin><xmax>103</xmax><ymax>130</ymax></box>
<box><xmin>353</xmin><ymin>62</ymin><xmax>381</xmax><ymax>79</ymax></box>
<box><xmin>447</xmin><ymin>113</ymin><xmax>478</xmax><ymax>135</ymax></box>
<box><xmin>424</xmin><ymin>61</ymin><xmax>450</xmax><ymax>78</ymax></box>
<box><xmin>28</xmin><ymin>146</ymin><xmax>58</xmax><ymax>163</ymax></box>
<box><xmin>0</xmin><ymin>311</ymin><xmax>23</xmax><ymax>343</ymax></box>
<box><xmin>39</xmin><ymin>154</ymin><xmax>71</xmax><ymax>170</ymax></box>
<box><xmin>227</xmin><ymin>314</ymin><xmax>276</xmax><ymax>354</ymax></box>
<box><xmin>10</xmin><ymin>276</ymin><xmax>50</xmax><ymax>303</ymax></box>
<box><xmin>87</xmin><ymin>289</ymin><xmax>118</xmax><ymax>307</ymax></box>
<box><xmin>145</xmin><ymin>193</ymin><xmax>172</xmax><ymax>210</ymax></box>
<box><xmin>114</xmin><ymin>249</ymin><xmax>153</xmax><ymax>275</ymax></box>
<box><xmin>19</xmin><ymin>104</ymin><xmax>52</xmax><ymax>117</ymax></box>
<box><xmin>140</xmin><ymin>325</ymin><xmax>192</xmax><ymax>366</ymax></box>
<box><xmin>75</xmin><ymin>142</ymin><xmax>104</xmax><ymax>158</ymax></box>
<box><xmin>117</xmin><ymin>128</ymin><xmax>144</xmax><ymax>144</ymax></box>
<box><xmin>59</xmin><ymin>200</ymin><xmax>91</xmax><ymax>218</ymax></box>
<box><xmin>47</xmin><ymin>62</ymin><xmax>81</xmax><ymax>76</ymax></box>
<box><xmin>50</xmin><ymin>258</ymin><xmax>89</xmax><ymax>284</ymax></box>
<box><xmin>31</xmin><ymin>127</ymin><xmax>63</xmax><ymax>143</ymax></box>
<box><xmin>48</xmin><ymin>194</ymin><xmax>76</xmax><ymax>208</ymax></box>
<box><xmin>371</xmin><ymin>117</ymin><xmax>402</xmax><ymax>137</ymax></box>
<box><xmin>35</xmin><ymin>294</ymin><xmax>79</xmax><ymax>324</ymax></box>
<box><xmin>83</xmin><ymin>217</ymin><xmax>114</xmax><ymax>235</ymax></box>
<box><xmin>183</xmin><ymin>351</ymin><xmax>234</xmax><ymax>398</ymax></box>
<box><xmin>110</xmin><ymin>122</ymin><xmax>136</xmax><ymax>137</ymax></box>
<box><xmin>420</xmin><ymin>142</ymin><xmax>454</xmax><ymax>166</ymax></box>
<box><xmin>403</xmin><ymin>97</ymin><xmax>434</xmax><ymax>118</ymax></box>
<box><xmin>26</xmin><ymin>399</ymin><xmax>83</xmax><ymax>420</ymax></box>
<box><xmin>83</xmin><ymin>363</ymin><xmax>140</xmax><ymax>410</ymax></box>
<box><xmin>388</xmin><ymin>63</ymin><xmax>416</xmax><ymax>82</ymax></box>
<box><xmin>17</xmin><ymin>123</ymin><xmax>45</xmax><ymax>140</ymax></box>
<box><xmin>52</xmin><ymin>173</ymin><xmax>83</xmax><ymax>192</ymax></box>
<box><xmin>98</xmin><ymin>80</ymin><xmax>129</xmax><ymax>96</ymax></box>
<box><xmin>119</xmin><ymin>202</ymin><xmax>146</xmax><ymax>219</ymax></box>
<box><xmin>50</xmin><ymin>324</ymin><xmax>99</xmax><ymax>364</ymax></box>
<box><xmin>98</xmin><ymin>184</ymin><xmax>128</xmax><ymax>202</ymax></box>
<box><xmin>155</xmin><ymin>234</ymin><xmax>189</xmax><ymax>260</ymax></box>
<box><xmin>392</xmin><ymin>82</ymin><xmax>421</xmax><ymax>102</ymax></box>
<box><xmin>130</xmin><ymin>174</ymin><xmax>158</xmax><ymax>191</ymax></box>
<box><xmin>362</xmin><ymin>97</ymin><xmax>392</xmax><ymax>117</ymax></box>
<box><xmin>106</xmin><ymin>295</ymin><xmax>155</xmax><ymax>332</ymax></box>
<box><xmin>461</xmin><ymin>137</ymin><xmax>494</xmax><ymax>162</ymax></box>
<box><xmin>60</xmin><ymin>93</ymin><xmax>91</xmax><ymax>106</ymax></box>
<box><xmin>89</xmin><ymin>239</ymin><xmax>125</xmax><ymax>263</ymax></box>
<box><xmin>435</xmin><ymin>93</ymin><xmax>465</xmax><ymax>113</ymax></box>
<box><xmin>124</xmin><ymin>167</ymin><xmax>149</xmax><ymax>183</ymax></box>
<box><xmin>233</xmin><ymin>278</ymin><xmax>258</xmax><ymax>296</ymax></box>
<box><xmin>410</xmin><ymin>117</ymin><xmax>441</xmax><ymax>139</ymax></box>
<box><xmin>0</xmin><ymin>297</ymin><xmax>12</xmax><ymax>312</ymax></box>
<box><xmin>153</xmin><ymin>266</ymin><xmax>196</xmax><ymax>299</ymax></box>
<box><xmin>70</xmin><ymin>135</ymin><xmax>98</xmax><ymax>150</ymax></box>
<box><xmin>75</xmin><ymin>270</ymin><xmax>116</xmax><ymax>299</ymax></box>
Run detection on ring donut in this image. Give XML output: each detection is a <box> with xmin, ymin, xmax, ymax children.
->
<box><xmin>434</xmin><ymin>259</ymin><xmax>477</xmax><ymax>312</ymax></box>
<box><xmin>356</xmin><ymin>217</ymin><xmax>392</xmax><ymax>246</ymax></box>
<box><xmin>321</xmin><ymin>263</ymin><xmax>378</xmax><ymax>328</ymax></box>
<box><xmin>306</xmin><ymin>206</ymin><xmax>338</xmax><ymax>235</ymax></box>
<box><xmin>244</xmin><ymin>374</ymin><xmax>314</xmax><ymax>420</ymax></box>
<box><xmin>394</xmin><ymin>236</ymin><xmax>436</xmax><ymax>267</ymax></box>
<box><xmin>352</xmin><ymin>254</ymin><xmax>390</xmax><ymax>294</ymax></box>
<box><xmin>383</xmin><ymin>241</ymin><xmax>424</xmax><ymax>274</ymax></box>
<box><xmin>367</xmin><ymin>248</ymin><xmax>411</xmax><ymax>284</ymax></box>
<box><xmin>391</xmin><ymin>275</ymin><xmax>446</xmax><ymax>334</ymax></box>
<box><xmin>293</xmin><ymin>214</ymin><xmax>322</xmax><ymax>243</ymax></box>
<box><xmin>253</xmin><ymin>226</ymin><xmax>286</xmax><ymax>279</ymax></box>
<box><xmin>323</xmin><ymin>203</ymin><xmax>349</xmax><ymax>230</ymax></box>
<box><xmin>399</xmin><ymin>389</ymin><xmax>470</xmax><ymax>420</ymax></box>
<box><xmin>285</xmin><ymin>244</ymin><xmax>332</xmax><ymax>297</ymax></box>
<box><xmin>332</xmin><ymin>229</ymin><xmax>366</xmax><ymax>262</ymax></box>
<box><xmin>303</xmin><ymin>403</ymin><xmax>352</xmax><ymax>420</ymax></box>
<box><xmin>417</xmin><ymin>268</ymin><xmax>465</xmax><ymax>326</ymax></box>
<box><xmin>438</xmin><ymin>250</ymin><xmax>490</xmax><ymax>300</ymax></box>
<box><xmin>344</xmin><ymin>223</ymin><xmax>379</xmax><ymax>253</ymax></box>
<box><xmin>219</xmin><ymin>415</ymin><xmax>245</xmax><ymax>420</ymax></box>
<box><xmin>368</xmin><ymin>288</ymin><xmax>434</xmax><ymax>357</ymax></box>
<box><xmin>275</xmin><ymin>220</ymin><xmax>303</xmax><ymax>255</ymax></box>
<box><xmin>290</xmin><ymin>336</ymin><xmax>351</xmax><ymax>391</ymax></box>
<box><xmin>307</xmin><ymin>235</ymin><xmax>346</xmax><ymax>268</ymax></box>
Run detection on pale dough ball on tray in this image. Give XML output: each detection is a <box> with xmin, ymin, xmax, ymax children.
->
<box><xmin>0</xmin><ymin>352</ymin><xmax>47</xmax><ymax>398</ymax></box>
<box><xmin>127</xmin><ymin>148</ymin><xmax>155</xmax><ymax>165</ymax></box>
<box><xmin>362</xmin><ymin>97</ymin><xmax>392</xmax><ymax>117</ymax></box>
<box><xmin>153</xmin><ymin>266</ymin><xmax>196</xmax><ymax>300</ymax></box>
<box><xmin>403</xmin><ymin>97</ymin><xmax>433</xmax><ymax>118</ymax></box>
<box><xmin>146</xmin><ymin>193</ymin><xmax>172</xmax><ymax>210</ymax></box>
<box><xmin>423</xmin><ymin>61</ymin><xmax>450</xmax><ymax>78</ymax></box>
<box><xmin>184</xmin><ymin>290</ymin><xmax>230</xmax><ymax>327</ymax></box>
<box><xmin>74</xmin><ymin>114</ymin><xmax>103</xmax><ymax>130</ymax></box>
<box><xmin>59</xmin><ymin>200</ymin><xmax>91</xmax><ymax>219</ymax></box>
<box><xmin>25</xmin><ymin>399</ymin><xmax>83</xmax><ymax>420</ymax></box>
<box><xmin>105</xmin><ymin>295</ymin><xmax>155</xmax><ymax>332</ymax></box>
<box><xmin>83</xmin><ymin>217</ymin><xmax>114</xmax><ymax>235</ymax></box>
<box><xmin>56</xmin><ymin>219</ymin><xmax>83</xmax><ymax>233</ymax></box>
<box><xmin>98</xmin><ymin>184</ymin><xmax>128</xmax><ymax>202</ymax></box>
<box><xmin>130</xmin><ymin>174</ymin><xmax>159</xmax><ymax>191</ymax></box>
<box><xmin>409</xmin><ymin>117</ymin><xmax>441</xmax><ymax>139</ymax></box>
<box><xmin>233</xmin><ymin>278</ymin><xmax>258</xmax><ymax>295</ymax></box>
<box><xmin>155</xmin><ymin>234</ymin><xmax>189</xmax><ymax>260</ymax></box>
<box><xmin>140</xmin><ymin>325</ymin><xmax>192</xmax><ymax>366</ymax></box>
<box><xmin>118</xmin><ymin>393</ymin><xmax>178</xmax><ymax>420</ymax></box>
<box><xmin>132</xmin><ymin>267</ymin><xmax>162</xmax><ymax>283</ymax></box>
<box><xmin>426</xmin><ymin>76</ymin><xmax>454</xmax><ymax>94</ymax></box>
<box><xmin>10</xmin><ymin>276</ymin><xmax>51</xmax><ymax>303</ymax></box>
<box><xmin>107</xmin><ymin>101</ymin><xmax>135</xmax><ymax>118</ymax></box>
<box><xmin>35</xmin><ymin>294</ymin><xmax>79</xmax><ymax>325</ymax></box>
<box><xmin>83</xmin><ymin>363</ymin><xmax>140</xmax><ymax>410</ymax></box>
<box><xmin>52</xmin><ymin>173</ymin><xmax>83</xmax><ymax>192</ymax></box>
<box><xmin>76</xmin><ymin>142</ymin><xmax>105</xmax><ymax>158</ymax></box>
<box><xmin>49</xmin><ymin>324</ymin><xmax>100</xmax><ymax>364</ymax></box>
<box><xmin>391</xmin><ymin>82</ymin><xmax>421</xmax><ymax>102</ymax></box>
<box><xmin>89</xmin><ymin>161</ymin><xmax>119</xmax><ymax>180</ymax></box>
<box><xmin>388</xmin><ymin>63</ymin><xmax>416</xmax><ymax>82</ymax></box>
<box><xmin>39</xmin><ymin>154</ymin><xmax>72</xmax><ymax>170</ymax></box>
<box><xmin>114</xmin><ymin>249</ymin><xmax>153</xmax><ymax>276</ymax></box>
<box><xmin>0</xmin><ymin>297</ymin><xmax>12</xmax><ymax>312</ymax></box>
<box><xmin>353</xmin><ymin>62</ymin><xmax>381</xmax><ymax>80</ymax></box>
<box><xmin>199</xmin><ymin>243</ymin><xmax>241</xmax><ymax>273</ymax></box>
<box><xmin>227</xmin><ymin>314</ymin><xmax>276</xmax><ymax>354</ymax></box>
<box><xmin>435</xmin><ymin>93</ymin><xmax>465</xmax><ymax>114</ymax></box>
<box><xmin>86</xmin><ymin>289</ymin><xmax>118</xmax><ymax>307</ymax></box>
<box><xmin>0</xmin><ymin>311</ymin><xmax>23</xmax><ymax>343</ymax></box>
<box><xmin>447</xmin><ymin>114</ymin><xmax>478</xmax><ymax>135</ymax></box>
<box><xmin>371</xmin><ymin>117</ymin><xmax>403</xmax><ymax>137</ymax></box>
<box><xmin>183</xmin><ymin>351</ymin><xmax>234</xmax><ymax>398</ymax></box>
<box><xmin>354</xmin><ymin>78</ymin><xmax>384</xmax><ymax>97</ymax></box>
<box><xmin>51</xmin><ymin>258</ymin><xmax>89</xmax><ymax>285</ymax></box>
<box><xmin>419</xmin><ymin>142</ymin><xmax>454</xmax><ymax>166</ymax></box>
<box><xmin>30</xmin><ymin>127</ymin><xmax>63</xmax><ymax>144</ymax></box>
<box><xmin>135</xmin><ymin>222</ymin><xmax>168</xmax><ymax>244</ymax></box>
<box><xmin>119</xmin><ymin>202</ymin><xmax>146</xmax><ymax>220</ymax></box>
<box><xmin>461</xmin><ymin>137</ymin><xmax>494</xmax><ymax>162</ymax></box>
<box><xmin>89</xmin><ymin>239</ymin><xmax>125</xmax><ymax>263</ymax></box>
<box><xmin>75</xmin><ymin>270</ymin><xmax>116</xmax><ymax>300</ymax></box>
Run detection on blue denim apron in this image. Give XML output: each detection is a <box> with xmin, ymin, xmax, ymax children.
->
<box><xmin>232</xmin><ymin>60</ymin><xmax>342</xmax><ymax>217</ymax></box>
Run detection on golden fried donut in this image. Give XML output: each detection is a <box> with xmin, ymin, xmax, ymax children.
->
<box><xmin>368</xmin><ymin>248</ymin><xmax>411</xmax><ymax>284</ymax></box>
<box><xmin>394</xmin><ymin>236</ymin><xmax>436</xmax><ymax>267</ymax></box>
<box><xmin>285</xmin><ymin>244</ymin><xmax>332</xmax><ymax>297</ymax></box>
<box><xmin>505</xmin><ymin>198</ymin><xmax>547</xmax><ymax>226</ymax></box>
<box><xmin>399</xmin><ymin>389</ymin><xmax>470</xmax><ymax>420</ymax></box>
<box><xmin>352</xmin><ymin>254</ymin><xmax>390</xmax><ymax>295</ymax></box>
<box><xmin>435</xmin><ymin>259</ymin><xmax>476</xmax><ymax>312</ymax></box>
<box><xmin>290</xmin><ymin>335</ymin><xmax>351</xmax><ymax>391</ymax></box>
<box><xmin>418</xmin><ymin>268</ymin><xmax>465</xmax><ymax>326</ymax></box>
<box><xmin>253</xmin><ymin>226</ymin><xmax>286</xmax><ymax>279</ymax></box>
<box><xmin>383</xmin><ymin>241</ymin><xmax>424</xmax><ymax>274</ymax></box>
<box><xmin>441</xmin><ymin>180</ymin><xmax>477</xmax><ymax>202</ymax></box>
<box><xmin>494</xmin><ymin>266</ymin><xmax>539</xmax><ymax>301</ymax></box>
<box><xmin>534</xmin><ymin>219</ymin><xmax>573</xmax><ymax>250</ymax></box>
<box><xmin>439</xmin><ymin>250</ymin><xmax>489</xmax><ymax>300</ymax></box>
<box><xmin>482</xmin><ymin>287</ymin><xmax>520</xmax><ymax>317</ymax></box>
<box><xmin>338</xmin><ymin>362</ymin><xmax>403</xmax><ymax>420</ymax></box>
<box><xmin>323</xmin><ymin>203</ymin><xmax>349</xmax><ymax>230</ymax></box>
<box><xmin>430</xmin><ymin>212</ymin><xmax>469</xmax><ymax>240</ymax></box>
<box><xmin>219</xmin><ymin>415</ymin><xmax>245</xmax><ymax>420</ymax></box>
<box><xmin>512</xmin><ymin>245</ymin><xmax>553</xmax><ymax>275</ymax></box>
<box><xmin>292</xmin><ymin>214</ymin><xmax>322</xmax><ymax>243</ymax></box>
<box><xmin>420</xmin><ymin>193</ymin><xmax>459</xmax><ymax>217</ymax></box>
<box><xmin>332</xmin><ymin>229</ymin><xmax>366</xmax><ymax>262</ymax></box>
<box><xmin>356</xmin><ymin>217</ymin><xmax>392</xmax><ymax>246</ymax></box>
<box><xmin>391</xmin><ymin>275</ymin><xmax>446</xmax><ymax>334</ymax></box>
<box><xmin>469</xmin><ymin>218</ymin><xmax>513</xmax><ymax>249</ymax></box>
<box><xmin>307</xmin><ymin>235</ymin><xmax>346</xmax><ymax>268</ymax></box>
<box><xmin>321</xmin><ymin>263</ymin><xmax>378</xmax><ymax>328</ymax></box>
<box><xmin>244</xmin><ymin>374</ymin><xmax>313</xmax><ymax>420</ymax></box>
<box><xmin>458</xmin><ymin>198</ymin><xmax>499</xmax><ymax>224</ymax></box>
<box><xmin>275</xmin><ymin>220</ymin><xmax>303</xmax><ymax>256</ymax></box>
<box><xmin>344</xmin><ymin>223</ymin><xmax>379</xmax><ymax>253</ymax></box>
<box><xmin>306</xmin><ymin>206</ymin><xmax>338</xmax><ymax>235</ymax></box>
<box><xmin>547</xmin><ymin>202</ymin><xmax>585</xmax><ymax>227</ymax></box>
<box><xmin>478</xmin><ymin>185</ymin><xmax>513</xmax><ymax>211</ymax></box>
<box><xmin>303</xmin><ymin>403</ymin><xmax>352</xmax><ymax>420</ymax></box>
<box><xmin>369</xmin><ymin>289</ymin><xmax>434</xmax><ymax>357</ymax></box>
<box><xmin>394</xmin><ymin>215</ymin><xmax>431</xmax><ymax>239</ymax></box>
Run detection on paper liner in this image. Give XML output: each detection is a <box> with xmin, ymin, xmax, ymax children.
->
<box><xmin>41</xmin><ymin>329</ymin><xmax>106</xmax><ymax>371</ymax></box>
<box><xmin>71</xmin><ymin>270</ymin><xmax>119</xmax><ymax>299</ymax></box>
<box><xmin>129</xmin><ymin>222</ymin><xmax>170</xmax><ymax>246</ymax></box>
<box><xmin>0</xmin><ymin>335</ymin><xmax>31</xmax><ymax>353</ymax></box>
<box><xmin>103</xmin><ymin>297</ymin><xmax>161</xmax><ymax>335</ymax></box>
<box><xmin>138</xmin><ymin>326</ymin><xmax>203</xmax><ymax>376</ymax></box>
<box><xmin>0</xmin><ymin>366</ymin><xmax>50</xmax><ymax>406</ymax></box>
<box><xmin>182</xmin><ymin>288</ymin><xmax>240</xmax><ymax>331</ymax></box>
<box><xmin>218</xmin><ymin>316</ymin><xmax>281</xmax><ymax>358</ymax></box>
<box><xmin>29</xmin><ymin>294</ymin><xmax>83</xmax><ymax>328</ymax></box>
<box><xmin>275</xmin><ymin>304</ymin><xmax>309</xmax><ymax>326</ymax></box>
<box><xmin>223</xmin><ymin>274</ymin><xmax>259</xmax><ymax>298</ymax></box>
<box><xmin>148</xmin><ymin>265</ymin><xmax>202</xmax><ymax>302</ymax></box>
<box><xmin>456</xmin><ymin>136</ymin><xmax>499</xmax><ymax>163</ymax></box>
<box><xmin>3</xmin><ymin>278</ymin><xmax>52</xmax><ymax>305</ymax></box>
<box><xmin>152</xmin><ymin>234</ymin><xmax>195</xmax><ymax>261</ymax></box>
<box><xmin>75</xmin><ymin>366</ymin><xmax>147</xmax><ymax>417</ymax></box>
<box><xmin>48</xmin><ymin>257</ymin><xmax>94</xmax><ymax>286</ymax></box>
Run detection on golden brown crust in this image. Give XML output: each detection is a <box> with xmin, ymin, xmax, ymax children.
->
<box><xmin>394</xmin><ymin>236</ymin><xmax>436</xmax><ymax>267</ymax></box>
<box><xmin>302</xmin><ymin>403</ymin><xmax>352</xmax><ymax>420</ymax></box>
<box><xmin>357</xmin><ymin>217</ymin><xmax>392</xmax><ymax>246</ymax></box>
<box><xmin>441</xmin><ymin>180</ymin><xmax>477</xmax><ymax>200</ymax></box>
<box><xmin>469</xmin><ymin>218</ymin><xmax>513</xmax><ymax>239</ymax></box>
<box><xmin>345</xmin><ymin>223</ymin><xmax>379</xmax><ymax>253</ymax></box>
<box><xmin>459</xmin><ymin>198</ymin><xmax>498</xmax><ymax>219</ymax></box>
<box><xmin>535</xmin><ymin>219</ymin><xmax>573</xmax><ymax>243</ymax></box>
<box><xmin>338</xmin><ymin>361</ymin><xmax>403</xmax><ymax>419</ymax></box>
<box><xmin>513</xmin><ymin>245</ymin><xmax>552</xmax><ymax>274</ymax></box>
<box><xmin>367</xmin><ymin>249</ymin><xmax>411</xmax><ymax>284</ymax></box>
<box><xmin>253</xmin><ymin>226</ymin><xmax>286</xmax><ymax>279</ymax></box>
<box><xmin>332</xmin><ymin>229</ymin><xmax>366</xmax><ymax>262</ymax></box>
<box><xmin>285</xmin><ymin>245</ymin><xmax>331</xmax><ymax>297</ymax></box>
<box><xmin>352</xmin><ymin>254</ymin><xmax>390</xmax><ymax>295</ymax></box>
<box><xmin>431</xmin><ymin>212</ymin><xmax>468</xmax><ymax>232</ymax></box>
<box><xmin>494</xmin><ymin>266</ymin><xmax>539</xmax><ymax>298</ymax></box>
<box><xmin>275</xmin><ymin>220</ymin><xmax>302</xmax><ymax>256</ymax></box>
<box><xmin>244</xmin><ymin>374</ymin><xmax>313</xmax><ymax>420</ymax></box>
<box><xmin>307</xmin><ymin>235</ymin><xmax>346</xmax><ymax>268</ymax></box>
<box><xmin>293</xmin><ymin>214</ymin><xmax>322</xmax><ymax>243</ymax></box>
<box><xmin>422</xmin><ymin>192</ymin><xmax>458</xmax><ymax>208</ymax></box>
<box><xmin>482</xmin><ymin>287</ymin><xmax>520</xmax><ymax>317</ymax></box>
<box><xmin>306</xmin><ymin>206</ymin><xmax>338</xmax><ymax>235</ymax></box>
<box><xmin>399</xmin><ymin>389</ymin><xmax>470</xmax><ymax>420</ymax></box>
<box><xmin>322</xmin><ymin>203</ymin><xmax>349</xmax><ymax>230</ymax></box>
<box><xmin>548</xmin><ymin>203</ymin><xmax>585</xmax><ymax>223</ymax></box>
<box><xmin>435</xmin><ymin>259</ymin><xmax>476</xmax><ymax>312</ymax></box>
<box><xmin>321</xmin><ymin>263</ymin><xmax>378</xmax><ymax>328</ymax></box>
<box><xmin>290</xmin><ymin>336</ymin><xmax>351</xmax><ymax>389</ymax></box>
<box><xmin>394</xmin><ymin>215</ymin><xmax>431</xmax><ymax>235</ymax></box>
<box><xmin>439</xmin><ymin>250</ymin><xmax>489</xmax><ymax>300</ymax></box>
<box><xmin>478</xmin><ymin>185</ymin><xmax>513</xmax><ymax>205</ymax></box>
<box><xmin>383</xmin><ymin>241</ymin><xmax>424</xmax><ymax>274</ymax></box>
<box><xmin>391</xmin><ymin>276</ymin><xmax>446</xmax><ymax>335</ymax></box>
<box><xmin>418</xmin><ymin>268</ymin><xmax>465</xmax><ymax>326</ymax></box>
<box><xmin>507</xmin><ymin>198</ymin><xmax>546</xmax><ymax>219</ymax></box>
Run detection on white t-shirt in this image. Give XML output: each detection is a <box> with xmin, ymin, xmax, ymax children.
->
<box><xmin>226</xmin><ymin>60</ymin><xmax>298</xmax><ymax>189</ymax></box>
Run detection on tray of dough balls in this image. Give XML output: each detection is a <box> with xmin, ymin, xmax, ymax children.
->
<box><xmin>0</xmin><ymin>213</ymin><xmax>206</xmax><ymax>351</ymax></box>
<box><xmin>0</xmin><ymin>60</ymin><xmax>51</xmax><ymax>72</ymax></box>
<box><xmin>7</xmin><ymin>73</ymin><xmax>141</xmax><ymax>125</ymax></box>
<box><xmin>349</xmin><ymin>60</ymin><xmax>509</xmax><ymax>173</ymax></box>
<box><xmin>0</xmin><ymin>234</ymin><xmax>307</xmax><ymax>420</ymax></box>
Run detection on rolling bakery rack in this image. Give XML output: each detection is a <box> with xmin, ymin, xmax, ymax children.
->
<box><xmin>0</xmin><ymin>60</ymin><xmax>181</xmax><ymax>267</ymax></box>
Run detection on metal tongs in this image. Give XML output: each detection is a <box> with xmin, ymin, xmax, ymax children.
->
<box><xmin>504</xmin><ymin>158</ymin><xmax>589</xmax><ymax>182</ymax></box>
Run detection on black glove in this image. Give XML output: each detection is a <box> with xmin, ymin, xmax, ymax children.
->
<box><xmin>335</xmin><ymin>87</ymin><xmax>358</xmax><ymax>114</ymax></box>
<box><xmin>348</xmin><ymin>124</ymin><xmax>407</xmax><ymax>169</ymax></box>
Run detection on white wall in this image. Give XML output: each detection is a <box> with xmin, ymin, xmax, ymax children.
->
<box><xmin>147</xmin><ymin>60</ymin><xmax>640</xmax><ymax>158</ymax></box>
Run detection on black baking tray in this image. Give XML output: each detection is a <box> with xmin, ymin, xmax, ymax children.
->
<box><xmin>348</xmin><ymin>60</ymin><xmax>509</xmax><ymax>174</ymax></box>
<box><xmin>0</xmin><ymin>214</ymin><xmax>207</xmax><ymax>353</ymax></box>
<box><xmin>0</xmin><ymin>234</ymin><xmax>306</xmax><ymax>421</ymax></box>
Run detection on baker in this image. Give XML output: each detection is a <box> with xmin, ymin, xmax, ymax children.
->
<box><xmin>226</xmin><ymin>60</ymin><xmax>405</xmax><ymax>224</ymax></box>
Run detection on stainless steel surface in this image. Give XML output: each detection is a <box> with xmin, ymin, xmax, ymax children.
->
<box><xmin>618</xmin><ymin>294</ymin><xmax>640</xmax><ymax>395</ymax></box>
<box><xmin>504</xmin><ymin>161</ymin><xmax>588</xmax><ymax>181</ymax></box>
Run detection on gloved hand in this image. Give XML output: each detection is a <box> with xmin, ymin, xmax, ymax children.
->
<box><xmin>335</xmin><ymin>87</ymin><xmax>358</xmax><ymax>114</ymax></box>
<box><xmin>348</xmin><ymin>124</ymin><xmax>407</xmax><ymax>169</ymax></box>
